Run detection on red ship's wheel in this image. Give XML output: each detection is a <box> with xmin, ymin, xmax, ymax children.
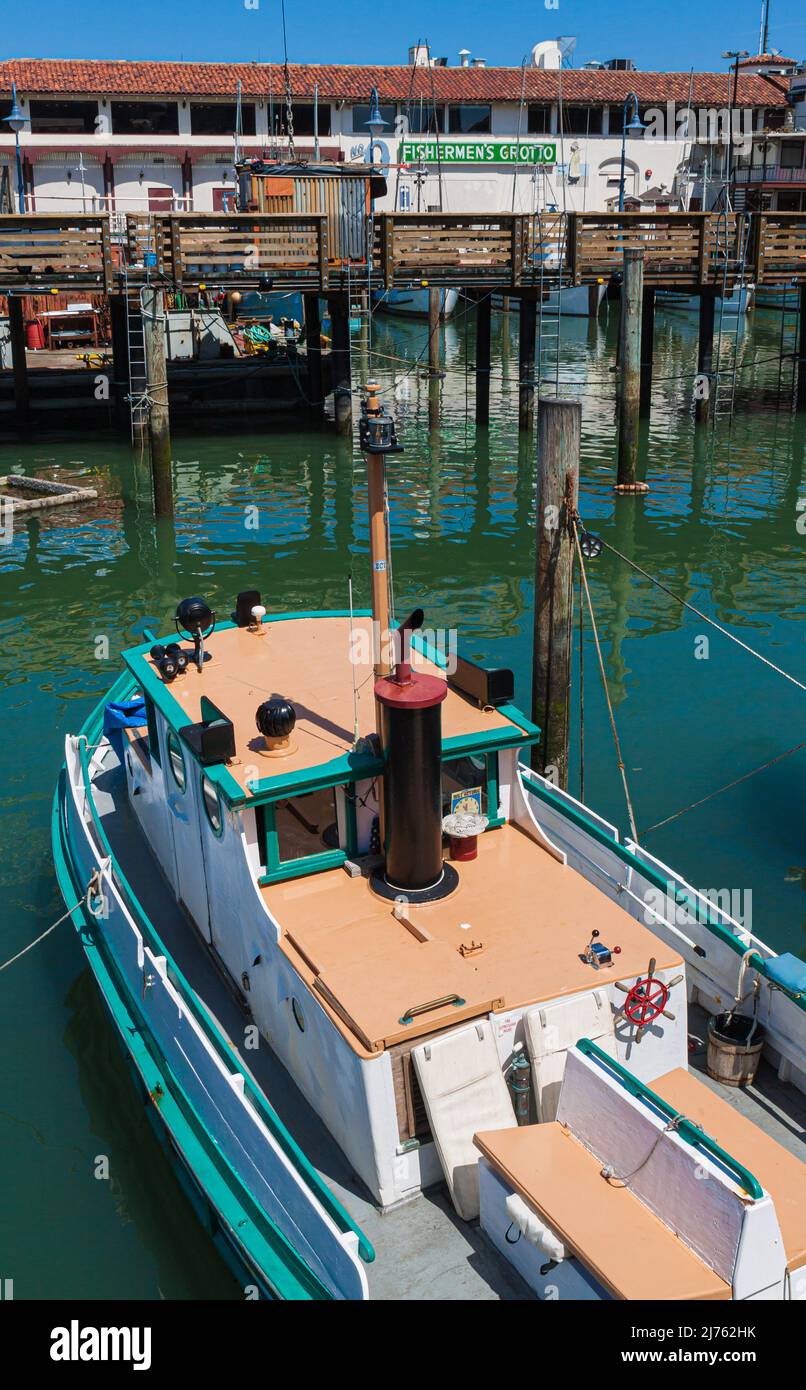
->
<box><xmin>622</xmin><ymin>975</ymin><xmax>669</xmax><ymax>1026</ymax></box>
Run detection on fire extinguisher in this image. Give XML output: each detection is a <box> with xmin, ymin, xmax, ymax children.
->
<box><xmin>509</xmin><ymin>1044</ymin><xmax>531</xmax><ymax>1125</ymax></box>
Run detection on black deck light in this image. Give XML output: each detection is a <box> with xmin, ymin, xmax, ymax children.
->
<box><xmin>256</xmin><ymin>697</ymin><xmax>297</xmax><ymax>756</ymax></box>
<box><xmin>175</xmin><ymin>597</ymin><xmax>216</xmax><ymax>673</ymax></box>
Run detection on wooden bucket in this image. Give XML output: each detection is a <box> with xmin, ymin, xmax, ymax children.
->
<box><xmin>706</xmin><ymin>1013</ymin><xmax>765</xmax><ymax>1087</ymax></box>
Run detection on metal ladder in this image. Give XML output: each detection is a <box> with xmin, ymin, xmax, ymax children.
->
<box><xmin>535</xmin><ymin>209</ymin><xmax>568</xmax><ymax>397</ymax></box>
<box><xmin>711</xmin><ymin>210</ymin><xmax>752</xmax><ymax>423</ymax></box>
<box><xmin>121</xmin><ymin>262</ymin><xmax>149</xmax><ymax>441</ymax></box>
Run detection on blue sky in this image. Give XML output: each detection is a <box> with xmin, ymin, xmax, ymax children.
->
<box><xmin>3</xmin><ymin>0</ymin><xmax>805</xmax><ymax>73</ymax></box>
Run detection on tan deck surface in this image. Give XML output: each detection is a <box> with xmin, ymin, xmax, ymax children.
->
<box><xmin>654</xmin><ymin>1067</ymin><xmax>806</xmax><ymax>1274</ymax></box>
<box><xmin>474</xmin><ymin>1122</ymin><xmax>731</xmax><ymax>1301</ymax></box>
<box><xmin>265</xmin><ymin>822</ymin><xmax>683</xmax><ymax>1054</ymax></box>
<box><xmin>136</xmin><ymin>616</ymin><xmax>521</xmax><ymax>797</ymax></box>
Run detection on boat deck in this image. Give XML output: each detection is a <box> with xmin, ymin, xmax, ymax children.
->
<box><xmin>94</xmin><ymin>756</ymin><xmax>806</xmax><ymax>1300</ymax></box>
<box><xmin>265</xmin><ymin>821</ymin><xmax>683</xmax><ymax>1054</ymax></box>
<box><xmin>123</xmin><ymin>615</ymin><xmax>527</xmax><ymax>801</ymax></box>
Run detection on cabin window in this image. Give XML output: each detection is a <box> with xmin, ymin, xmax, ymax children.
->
<box><xmin>351</xmin><ymin>103</ymin><xmax>396</xmax><ymax>134</ymax></box>
<box><xmin>29</xmin><ymin>100</ymin><xmax>99</xmax><ymax>134</ymax></box>
<box><xmin>442</xmin><ymin>752</ymin><xmax>497</xmax><ymax>821</ymax></box>
<box><xmin>447</xmin><ymin>105</ymin><xmax>491</xmax><ymax>135</ymax></box>
<box><xmin>166</xmin><ymin>730</ymin><xmax>186</xmax><ymax>790</ymax></box>
<box><xmin>144</xmin><ymin>695</ymin><xmax>161</xmax><ymax>768</ymax></box>
<box><xmin>275</xmin><ymin>787</ymin><xmax>339</xmax><ymax>862</ymax></box>
<box><xmin>190</xmin><ymin>102</ymin><xmax>257</xmax><ymax>136</ymax></box>
<box><xmin>527</xmin><ymin>104</ymin><xmax>552</xmax><ymax>135</ymax></box>
<box><xmin>111</xmin><ymin>101</ymin><xmax>179</xmax><ymax>135</ymax></box>
<box><xmin>201</xmin><ymin>773</ymin><xmax>224</xmax><ymax>837</ymax></box>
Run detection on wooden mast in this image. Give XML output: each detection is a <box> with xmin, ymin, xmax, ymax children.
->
<box><xmin>364</xmin><ymin>380</ymin><xmax>392</xmax><ymax>679</ymax></box>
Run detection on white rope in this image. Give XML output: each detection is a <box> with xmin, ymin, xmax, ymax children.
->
<box><xmin>0</xmin><ymin>872</ymin><xmax>99</xmax><ymax>973</ymax></box>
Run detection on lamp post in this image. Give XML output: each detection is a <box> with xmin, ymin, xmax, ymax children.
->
<box><xmin>618</xmin><ymin>92</ymin><xmax>643</xmax><ymax>212</ymax></box>
<box><xmin>4</xmin><ymin>82</ymin><xmax>26</xmax><ymax>212</ymax></box>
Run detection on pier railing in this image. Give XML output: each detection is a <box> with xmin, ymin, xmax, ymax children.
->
<box><xmin>0</xmin><ymin>210</ymin><xmax>804</xmax><ymax>294</ymax></box>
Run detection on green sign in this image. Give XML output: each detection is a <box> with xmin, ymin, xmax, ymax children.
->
<box><xmin>400</xmin><ymin>140</ymin><xmax>557</xmax><ymax>166</ymax></box>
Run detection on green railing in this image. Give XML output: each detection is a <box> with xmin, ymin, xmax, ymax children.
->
<box><xmin>520</xmin><ymin>770</ymin><xmax>806</xmax><ymax>1014</ymax></box>
<box><xmin>73</xmin><ymin>691</ymin><xmax>374</xmax><ymax>1266</ymax></box>
<box><xmin>576</xmin><ymin>1039</ymin><xmax>763</xmax><ymax>1199</ymax></box>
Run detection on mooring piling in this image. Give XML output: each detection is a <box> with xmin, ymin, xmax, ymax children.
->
<box><xmin>640</xmin><ymin>285</ymin><xmax>655</xmax><ymax>418</ymax></box>
<box><xmin>519</xmin><ymin>291</ymin><xmax>537</xmax><ymax>431</ymax></box>
<box><xmin>328</xmin><ymin>294</ymin><xmax>353</xmax><ymax>436</ymax></box>
<box><xmin>141</xmin><ymin>286</ymin><xmax>173</xmax><ymax>516</ymax></box>
<box><xmin>475</xmin><ymin>291</ymin><xmax>492</xmax><ymax>426</ymax></box>
<box><xmin>303</xmin><ymin>293</ymin><xmax>324</xmax><ymax>414</ymax></box>
<box><xmin>8</xmin><ymin>298</ymin><xmax>30</xmax><ymax>438</ymax></box>
<box><xmin>531</xmin><ymin>396</ymin><xmax>581</xmax><ymax>787</ymax></box>
<box><xmin>428</xmin><ymin>288</ymin><xmax>441</xmax><ymax>430</ymax></box>
<box><xmin>616</xmin><ymin>249</ymin><xmax>644</xmax><ymax>491</ymax></box>
<box><xmin>798</xmin><ymin>285</ymin><xmax>806</xmax><ymax>412</ymax></box>
<box><xmin>696</xmin><ymin>289</ymin><xmax>716</xmax><ymax>424</ymax></box>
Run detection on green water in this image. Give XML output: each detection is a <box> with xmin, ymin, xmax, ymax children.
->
<box><xmin>1</xmin><ymin>301</ymin><xmax>805</xmax><ymax>1298</ymax></box>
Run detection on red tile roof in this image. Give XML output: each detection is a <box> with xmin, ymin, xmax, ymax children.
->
<box><xmin>738</xmin><ymin>53</ymin><xmax>797</xmax><ymax>66</ymax></box>
<box><xmin>0</xmin><ymin>58</ymin><xmax>791</xmax><ymax>107</ymax></box>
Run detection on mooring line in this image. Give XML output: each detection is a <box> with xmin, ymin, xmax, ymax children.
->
<box><xmin>642</xmin><ymin>739</ymin><xmax>806</xmax><ymax>835</ymax></box>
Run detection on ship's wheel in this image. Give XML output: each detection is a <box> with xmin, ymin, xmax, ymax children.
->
<box><xmin>616</xmin><ymin>958</ymin><xmax>684</xmax><ymax>1042</ymax></box>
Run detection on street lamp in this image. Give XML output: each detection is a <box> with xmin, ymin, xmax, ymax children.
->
<box><xmin>618</xmin><ymin>92</ymin><xmax>643</xmax><ymax>212</ymax></box>
<box><xmin>367</xmin><ymin>87</ymin><xmax>386</xmax><ymax>160</ymax></box>
<box><xmin>3</xmin><ymin>82</ymin><xmax>25</xmax><ymax>212</ymax></box>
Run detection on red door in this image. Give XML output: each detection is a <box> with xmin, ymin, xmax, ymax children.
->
<box><xmin>213</xmin><ymin>188</ymin><xmax>236</xmax><ymax>213</ymax></box>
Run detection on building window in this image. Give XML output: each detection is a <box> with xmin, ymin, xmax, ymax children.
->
<box><xmin>527</xmin><ymin>104</ymin><xmax>552</xmax><ymax>134</ymax></box>
<box><xmin>29</xmin><ymin>100</ymin><xmax>99</xmax><ymax>134</ymax></box>
<box><xmin>190</xmin><ymin>102</ymin><xmax>256</xmax><ymax>136</ymax></box>
<box><xmin>763</xmin><ymin>108</ymin><xmax>787</xmax><ymax>130</ymax></box>
<box><xmin>201</xmin><ymin>774</ymin><xmax>224</xmax><ymax>837</ymax></box>
<box><xmin>403</xmin><ymin>102</ymin><xmax>444</xmax><ymax>134</ymax></box>
<box><xmin>777</xmin><ymin>190</ymin><xmax>805</xmax><ymax>211</ymax></box>
<box><xmin>269</xmin><ymin>102</ymin><xmax>331</xmax><ymax>137</ymax></box>
<box><xmin>561</xmin><ymin>106</ymin><xmax>602</xmax><ymax>135</ymax></box>
<box><xmin>111</xmin><ymin>101</ymin><xmax>179</xmax><ymax>135</ymax></box>
<box><xmin>447</xmin><ymin>104</ymin><xmax>491</xmax><ymax>134</ymax></box>
<box><xmin>780</xmin><ymin>141</ymin><xmax>805</xmax><ymax>169</ymax></box>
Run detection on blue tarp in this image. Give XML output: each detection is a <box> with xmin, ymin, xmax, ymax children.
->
<box><xmin>103</xmin><ymin>697</ymin><xmax>147</xmax><ymax>760</ymax></box>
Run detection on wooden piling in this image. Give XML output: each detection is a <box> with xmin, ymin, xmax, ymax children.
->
<box><xmin>639</xmin><ymin>285</ymin><xmax>655</xmax><ymax>418</ymax></box>
<box><xmin>475</xmin><ymin>291</ymin><xmax>492</xmax><ymax>426</ymax></box>
<box><xmin>141</xmin><ymin>286</ymin><xmax>173</xmax><ymax>516</ymax></box>
<box><xmin>531</xmin><ymin>397</ymin><xmax>581</xmax><ymax>787</ymax></box>
<box><xmin>518</xmin><ymin>292</ymin><xmax>537</xmax><ymax>432</ymax></box>
<box><xmin>696</xmin><ymin>289</ymin><xmax>716</xmax><ymax>425</ymax></box>
<box><xmin>616</xmin><ymin>249</ymin><xmax>644</xmax><ymax>490</ymax></box>
<box><xmin>8</xmin><ymin>297</ymin><xmax>30</xmax><ymax>437</ymax></box>
<box><xmin>797</xmin><ymin>284</ymin><xmax>806</xmax><ymax>413</ymax></box>
<box><xmin>428</xmin><ymin>288</ymin><xmax>440</xmax><ymax>430</ymax></box>
<box><xmin>327</xmin><ymin>294</ymin><xmax>353</xmax><ymax>436</ymax></box>
<box><xmin>303</xmin><ymin>293</ymin><xmax>324</xmax><ymax>414</ymax></box>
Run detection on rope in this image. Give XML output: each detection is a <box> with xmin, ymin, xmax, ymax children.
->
<box><xmin>642</xmin><ymin>738</ymin><xmax>806</xmax><ymax>835</ymax></box>
<box><xmin>601</xmin><ymin>1114</ymin><xmax>698</xmax><ymax>1189</ymax></box>
<box><xmin>595</xmin><ymin>536</ymin><xmax>806</xmax><ymax>696</ymax></box>
<box><xmin>578</xmin><ymin>558</ymin><xmax>585</xmax><ymax>804</ymax></box>
<box><xmin>571</xmin><ymin>516</ymin><xmax>639</xmax><ymax>842</ymax></box>
<box><xmin>0</xmin><ymin>871</ymin><xmax>100</xmax><ymax>973</ymax></box>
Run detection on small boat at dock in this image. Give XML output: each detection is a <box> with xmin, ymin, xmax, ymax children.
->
<box><xmin>53</xmin><ymin>387</ymin><xmax>806</xmax><ymax>1301</ymax></box>
<box><xmin>371</xmin><ymin>287</ymin><xmax>459</xmax><ymax>320</ymax></box>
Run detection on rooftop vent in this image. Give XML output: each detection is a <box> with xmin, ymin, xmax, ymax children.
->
<box><xmin>408</xmin><ymin>43</ymin><xmax>430</xmax><ymax>67</ymax></box>
<box><xmin>459</xmin><ymin>49</ymin><xmax>471</xmax><ymax>67</ymax></box>
<box><xmin>471</xmin><ymin>57</ymin><xmax>486</xmax><ymax>68</ymax></box>
<box><xmin>605</xmin><ymin>57</ymin><xmax>636</xmax><ymax>70</ymax></box>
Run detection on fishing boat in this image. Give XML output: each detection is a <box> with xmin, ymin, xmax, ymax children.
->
<box><xmin>53</xmin><ymin>386</ymin><xmax>806</xmax><ymax>1301</ymax></box>
<box><xmin>493</xmin><ymin>284</ymin><xmax>606</xmax><ymax>318</ymax></box>
<box><xmin>371</xmin><ymin>287</ymin><xmax>459</xmax><ymax>320</ymax></box>
<box><xmin>656</xmin><ymin>285</ymin><xmax>756</xmax><ymax>316</ymax></box>
<box><xmin>753</xmin><ymin>285</ymin><xmax>801</xmax><ymax>311</ymax></box>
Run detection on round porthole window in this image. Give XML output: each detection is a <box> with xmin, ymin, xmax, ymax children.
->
<box><xmin>201</xmin><ymin>773</ymin><xmax>223</xmax><ymax>837</ymax></box>
<box><xmin>167</xmin><ymin>731</ymin><xmax>186</xmax><ymax>791</ymax></box>
<box><xmin>291</xmin><ymin>997</ymin><xmax>306</xmax><ymax>1033</ymax></box>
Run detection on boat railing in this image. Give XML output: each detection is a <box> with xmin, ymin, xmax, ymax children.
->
<box><xmin>576</xmin><ymin>1038</ymin><xmax>764</xmax><ymax>1199</ymax></box>
<box><xmin>519</xmin><ymin>765</ymin><xmax>806</xmax><ymax>1015</ymax></box>
<box><xmin>72</xmin><ymin>679</ymin><xmax>374</xmax><ymax>1265</ymax></box>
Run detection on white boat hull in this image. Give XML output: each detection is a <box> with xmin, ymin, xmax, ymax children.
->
<box><xmin>657</xmin><ymin>285</ymin><xmax>755</xmax><ymax>316</ymax></box>
<box><xmin>372</xmin><ymin>287</ymin><xmax>458</xmax><ymax>320</ymax></box>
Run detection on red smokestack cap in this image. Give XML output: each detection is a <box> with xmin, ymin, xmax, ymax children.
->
<box><xmin>374</xmin><ymin>670</ymin><xmax>447</xmax><ymax>710</ymax></box>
